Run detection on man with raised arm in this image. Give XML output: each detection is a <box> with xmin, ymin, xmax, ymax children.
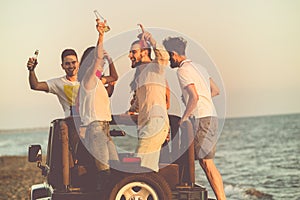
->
<box><xmin>128</xmin><ymin>27</ymin><xmax>170</xmax><ymax>172</ymax></box>
<box><xmin>27</xmin><ymin>46</ymin><xmax>80</xmax><ymax>190</ymax></box>
<box><xmin>27</xmin><ymin>49</ymin><xmax>80</xmax><ymax>117</ymax></box>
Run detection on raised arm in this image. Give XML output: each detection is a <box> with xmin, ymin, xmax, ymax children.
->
<box><xmin>101</xmin><ymin>50</ymin><xmax>118</xmax><ymax>84</ymax></box>
<box><xmin>27</xmin><ymin>57</ymin><xmax>49</xmax><ymax>92</ymax></box>
<box><xmin>138</xmin><ymin>29</ymin><xmax>169</xmax><ymax>66</ymax></box>
<box><xmin>82</xmin><ymin>19</ymin><xmax>105</xmax><ymax>90</ymax></box>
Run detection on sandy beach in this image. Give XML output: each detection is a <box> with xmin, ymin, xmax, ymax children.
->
<box><xmin>0</xmin><ymin>156</ymin><xmax>45</xmax><ymax>200</ymax></box>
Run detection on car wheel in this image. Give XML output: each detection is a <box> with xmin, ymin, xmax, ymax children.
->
<box><xmin>109</xmin><ymin>172</ymin><xmax>172</xmax><ymax>200</ymax></box>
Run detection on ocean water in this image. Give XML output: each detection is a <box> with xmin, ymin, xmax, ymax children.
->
<box><xmin>0</xmin><ymin>128</ymin><xmax>49</xmax><ymax>156</ymax></box>
<box><xmin>211</xmin><ymin>113</ymin><xmax>300</xmax><ymax>200</ymax></box>
<box><xmin>0</xmin><ymin>114</ymin><xmax>299</xmax><ymax>200</ymax></box>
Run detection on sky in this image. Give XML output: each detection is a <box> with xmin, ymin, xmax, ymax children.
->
<box><xmin>0</xmin><ymin>0</ymin><xmax>299</xmax><ymax>129</ymax></box>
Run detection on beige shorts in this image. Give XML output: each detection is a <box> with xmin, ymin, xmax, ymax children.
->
<box><xmin>136</xmin><ymin>117</ymin><xmax>169</xmax><ymax>171</ymax></box>
<box><xmin>193</xmin><ymin>117</ymin><xmax>218</xmax><ymax>159</ymax></box>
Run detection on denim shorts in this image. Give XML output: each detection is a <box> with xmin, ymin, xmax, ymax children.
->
<box><xmin>85</xmin><ymin>121</ymin><xmax>118</xmax><ymax>171</ymax></box>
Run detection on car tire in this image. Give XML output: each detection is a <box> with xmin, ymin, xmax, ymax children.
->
<box><xmin>109</xmin><ymin>172</ymin><xmax>172</xmax><ymax>200</ymax></box>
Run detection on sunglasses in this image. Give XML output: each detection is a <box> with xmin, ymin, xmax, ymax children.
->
<box><xmin>129</xmin><ymin>49</ymin><xmax>140</xmax><ymax>54</ymax></box>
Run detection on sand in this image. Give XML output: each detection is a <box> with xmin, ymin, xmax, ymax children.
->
<box><xmin>0</xmin><ymin>156</ymin><xmax>45</xmax><ymax>200</ymax></box>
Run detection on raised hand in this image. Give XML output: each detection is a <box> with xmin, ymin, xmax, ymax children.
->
<box><xmin>137</xmin><ymin>24</ymin><xmax>156</xmax><ymax>47</ymax></box>
<box><xmin>96</xmin><ymin>19</ymin><xmax>106</xmax><ymax>41</ymax></box>
<box><xmin>27</xmin><ymin>57</ymin><xmax>38</xmax><ymax>71</ymax></box>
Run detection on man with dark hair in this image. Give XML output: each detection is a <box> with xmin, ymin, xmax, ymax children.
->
<box><xmin>27</xmin><ymin>48</ymin><xmax>80</xmax><ymax>116</ymax></box>
<box><xmin>163</xmin><ymin>37</ymin><xmax>226</xmax><ymax>200</ymax></box>
<box><xmin>127</xmin><ymin>29</ymin><xmax>170</xmax><ymax>172</ymax></box>
<box><xmin>27</xmin><ymin>48</ymin><xmax>80</xmax><ymax>190</ymax></box>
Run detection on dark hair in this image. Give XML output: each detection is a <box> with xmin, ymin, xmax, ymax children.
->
<box><xmin>80</xmin><ymin>47</ymin><xmax>95</xmax><ymax>66</ymax></box>
<box><xmin>131</xmin><ymin>40</ymin><xmax>152</xmax><ymax>58</ymax></box>
<box><xmin>61</xmin><ymin>49</ymin><xmax>78</xmax><ymax>63</ymax></box>
<box><xmin>163</xmin><ymin>37</ymin><xmax>187</xmax><ymax>56</ymax></box>
<box><xmin>78</xmin><ymin>46</ymin><xmax>95</xmax><ymax>82</ymax></box>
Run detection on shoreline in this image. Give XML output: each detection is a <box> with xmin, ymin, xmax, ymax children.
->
<box><xmin>0</xmin><ymin>156</ymin><xmax>45</xmax><ymax>200</ymax></box>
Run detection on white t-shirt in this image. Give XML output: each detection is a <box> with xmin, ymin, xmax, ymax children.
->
<box><xmin>46</xmin><ymin>76</ymin><xmax>80</xmax><ymax>117</ymax></box>
<box><xmin>79</xmin><ymin>79</ymin><xmax>111</xmax><ymax>126</ymax></box>
<box><xmin>165</xmin><ymin>67</ymin><xmax>185</xmax><ymax>117</ymax></box>
<box><xmin>177</xmin><ymin>60</ymin><xmax>217</xmax><ymax>118</ymax></box>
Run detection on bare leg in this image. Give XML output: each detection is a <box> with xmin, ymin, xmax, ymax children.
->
<box><xmin>199</xmin><ymin>159</ymin><xmax>226</xmax><ymax>200</ymax></box>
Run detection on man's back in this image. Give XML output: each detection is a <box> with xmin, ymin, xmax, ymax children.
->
<box><xmin>177</xmin><ymin>61</ymin><xmax>217</xmax><ymax>118</ymax></box>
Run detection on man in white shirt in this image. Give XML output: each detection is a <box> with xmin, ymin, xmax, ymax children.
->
<box><xmin>27</xmin><ymin>48</ymin><xmax>80</xmax><ymax>116</ymax></box>
<box><xmin>163</xmin><ymin>37</ymin><xmax>226</xmax><ymax>200</ymax></box>
<box><xmin>27</xmin><ymin>48</ymin><xmax>80</xmax><ymax>190</ymax></box>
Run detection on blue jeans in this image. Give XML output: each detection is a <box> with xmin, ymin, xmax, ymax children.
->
<box><xmin>85</xmin><ymin>121</ymin><xmax>119</xmax><ymax>171</ymax></box>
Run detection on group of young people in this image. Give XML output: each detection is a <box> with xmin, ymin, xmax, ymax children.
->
<box><xmin>26</xmin><ymin>19</ymin><xmax>226</xmax><ymax>199</ymax></box>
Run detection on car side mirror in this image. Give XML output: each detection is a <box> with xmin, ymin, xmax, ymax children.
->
<box><xmin>28</xmin><ymin>144</ymin><xmax>42</xmax><ymax>162</ymax></box>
